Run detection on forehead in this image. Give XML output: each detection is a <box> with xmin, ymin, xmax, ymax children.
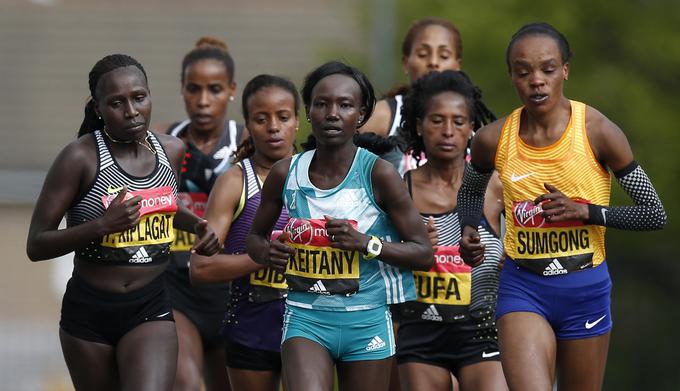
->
<box><xmin>411</xmin><ymin>25</ymin><xmax>455</xmax><ymax>49</ymax></box>
<box><xmin>509</xmin><ymin>35</ymin><xmax>562</xmax><ymax>64</ymax></box>
<box><xmin>426</xmin><ymin>91</ymin><xmax>469</xmax><ymax>115</ymax></box>
<box><xmin>184</xmin><ymin>58</ymin><xmax>229</xmax><ymax>82</ymax></box>
<box><xmin>311</xmin><ymin>74</ymin><xmax>361</xmax><ymax>100</ymax></box>
<box><xmin>95</xmin><ymin>66</ymin><xmax>148</xmax><ymax>98</ymax></box>
<box><xmin>248</xmin><ymin>86</ymin><xmax>295</xmax><ymax>111</ymax></box>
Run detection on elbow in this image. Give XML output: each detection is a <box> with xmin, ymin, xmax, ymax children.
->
<box><xmin>26</xmin><ymin>239</ymin><xmax>44</xmax><ymax>262</ymax></box>
<box><xmin>655</xmin><ymin>208</ymin><xmax>668</xmax><ymax>230</ymax></box>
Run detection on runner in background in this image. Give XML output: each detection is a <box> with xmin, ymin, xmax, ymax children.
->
<box><xmin>26</xmin><ymin>54</ymin><xmax>220</xmax><ymax>391</ymax></box>
<box><xmin>458</xmin><ymin>23</ymin><xmax>667</xmax><ymax>390</ymax></box>
<box><xmin>395</xmin><ymin>70</ymin><xmax>507</xmax><ymax>391</ymax></box>
<box><xmin>246</xmin><ymin>61</ymin><xmax>433</xmax><ymax>391</ymax></box>
<box><xmin>155</xmin><ymin>36</ymin><xmax>245</xmax><ymax>391</ymax></box>
<box><xmin>360</xmin><ymin>18</ymin><xmax>463</xmax><ymax>176</ymax></box>
<box><xmin>190</xmin><ymin>74</ymin><xmax>299</xmax><ymax>391</ymax></box>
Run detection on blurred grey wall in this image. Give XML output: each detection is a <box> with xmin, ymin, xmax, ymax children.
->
<box><xmin>0</xmin><ymin>0</ymin><xmax>362</xmax><ymax>203</ymax></box>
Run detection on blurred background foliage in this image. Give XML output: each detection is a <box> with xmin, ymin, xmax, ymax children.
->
<box><xmin>326</xmin><ymin>0</ymin><xmax>680</xmax><ymax>389</ymax></box>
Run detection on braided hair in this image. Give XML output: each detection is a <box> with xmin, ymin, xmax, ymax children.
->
<box><xmin>78</xmin><ymin>54</ymin><xmax>148</xmax><ymax>138</ymax></box>
<box><xmin>400</xmin><ymin>70</ymin><xmax>495</xmax><ymax>162</ymax></box>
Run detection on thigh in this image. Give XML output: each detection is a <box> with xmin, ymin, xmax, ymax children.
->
<box><xmin>337</xmin><ymin>358</ymin><xmax>392</xmax><ymax>391</ymax></box>
<box><xmin>458</xmin><ymin>360</ymin><xmax>507</xmax><ymax>391</ymax></box>
<box><xmin>173</xmin><ymin>309</ymin><xmax>205</xmax><ymax>391</ymax></box>
<box><xmin>59</xmin><ymin>328</ymin><xmax>119</xmax><ymax>391</ymax></box>
<box><xmin>204</xmin><ymin>346</ymin><xmax>230</xmax><ymax>391</ymax></box>
<box><xmin>498</xmin><ymin>312</ymin><xmax>556</xmax><ymax>391</ymax></box>
<box><xmin>398</xmin><ymin>362</ymin><xmax>451</xmax><ymax>391</ymax></box>
<box><xmin>227</xmin><ymin>367</ymin><xmax>280</xmax><ymax>391</ymax></box>
<box><xmin>117</xmin><ymin>320</ymin><xmax>178</xmax><ymax>391</ymax></box>
<box><xmin>281</xmin><ymin>337</ymin><xmax>334</xmax><ymax>391</ymax></box>
<box><xmin>556</xmin><ymin>332</ymin><xmax>610</xmax><ymax>391</ymax></box>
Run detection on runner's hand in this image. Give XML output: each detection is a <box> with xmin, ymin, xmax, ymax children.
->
<box><xmin>325</xmin><ymin>215</ymin><xmax>365</xmax><ymax>252</ymax></box>
<box><xmin>535</xmin><ymin>183</ymin><xmax>589</xmax><ymax>223</ymax></box>
<box><xmin>268</xmin><ymin>231</ymin><xmax>294</xmax><ymax>272</ymax></box>
<box><xmin>427</xmin><ymin>216</ymin><xmax>439</xmax><ymax>251</ymax></box>
<box><xmin>192</xmin><ymin>219</ymin><xmax>221</xmax><ymax>256</ymax></box>
<box><xmin>99</xmin><ymin>186</ymin><xmax>143</xmax><ymax>234</ymax></box>
<box><xmin>459</xmin><ymin>225</ymin><xmax>485</xmax><ymax>267</ymax></box>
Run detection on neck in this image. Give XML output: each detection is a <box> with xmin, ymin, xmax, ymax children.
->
<box><xmin>422</xmin><ymin>156</ymin><xmax>466</xmax><ymax>184</ymax></box>
<box><xmin>525</xmin><ymin>96</ymin><xmax>571</xmax><ymax>133</ymax></box>
<box><xmin>315</xmin><ymin>142</ymin><xmax>357</xmax><ymax>172</ymax></box>
<box><xmin>187</xmin><ymin>121</ymin><xmax>226</xmax><ymax>148</ymax></box>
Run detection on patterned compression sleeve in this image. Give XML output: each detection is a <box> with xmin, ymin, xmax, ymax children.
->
<box><xmin>586</xmin><ymin>161</ymin><xmax>667</xmax><ymax>231</ymax></box>
<box><xmin>458</xmin><ymin>163</ymin><xmax>493</xmax><ymax>229</ymax></box>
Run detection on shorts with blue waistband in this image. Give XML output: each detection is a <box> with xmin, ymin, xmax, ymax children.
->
<box><xmin>496</xmin><ymin>257</ymin><xmax>613</xmax><ymax>340</ymax></box>
<box><xmin>281</xmin><ymin>304</ymin><xmax>395</xmax><ymax>362</ymax></box>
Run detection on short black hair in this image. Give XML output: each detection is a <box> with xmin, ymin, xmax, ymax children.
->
<box><xmin>301</xmin><ymin>61</ymin><xmax>375</xmax><ymax>128</ymax></box>
<box><xmin>79</xmin><ymin>54</ymin><xmax>148</xmax><ymax>137</ymax></box>
<box><xmin>506</xmin><ymin>22</ymin><xmax>572</xmax><ymax>71</ymax></box>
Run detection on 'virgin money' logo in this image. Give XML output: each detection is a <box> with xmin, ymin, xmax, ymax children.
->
<box><xmin>513</xmin><ymin>201</ymin><xmax>546</xmax><ymax>228</ymax></box>
<box><xmin>284</xmin><ymin>218</ymin><xmax>314</xmax><ymax>245</ymax></box>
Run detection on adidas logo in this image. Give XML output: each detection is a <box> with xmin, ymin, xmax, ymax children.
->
<box><xmin>365</xmin><ymin>336</ymin><xmax>386</xmax><ymax>351</ymax></box>
<box><xmin>421</xmin><ymin>305</ymin><xmax>443</xmax><ymax>322</ymax></box>
<box><xmin>129</xmin><ymin>247</ymin><xmax>152</xmax><ymax>264</ymax></box>
<box><xmin>543</xmin><ymin>258</ymin><xmax>568</xmax><ymax>276</ymax></box>
<box><xmin>308</xmin><ymin>280</ymin><xmax>330</xmax><ymax>295</ymax></box>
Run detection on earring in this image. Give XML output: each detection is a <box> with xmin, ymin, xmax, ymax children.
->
<box><xmin>306</xmin><ymin>117</ymin><xmax>310</xmax><ymax>123</ymax></box>
<box><xmin>229</xmin><ymin>96</ymin><xmax>235</xmax><ymax>101</ymax></box>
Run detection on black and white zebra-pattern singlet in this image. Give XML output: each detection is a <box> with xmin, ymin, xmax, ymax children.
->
<box><xmin>423</xmin><ymin>210</ymin><xmax>503</xmax><ymax>314</ymax></box>
<box><xmin>66</xmin><ymin>130</ymin><xmax>178</xmax><ymax>265</ymax></box>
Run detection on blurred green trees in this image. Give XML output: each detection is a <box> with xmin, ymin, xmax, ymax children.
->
<box><xmin>334</xmin><ymin>0</ymin><xmax>680</xmax><ymax>389</ymax></box>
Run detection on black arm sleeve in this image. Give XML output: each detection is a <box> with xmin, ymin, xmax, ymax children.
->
<box><xmin>586</xmin><ymin>161</ymin><xmax>667</xmax><ymax>231</ymax></box>
<box><xmin>457</xmin><ymin>163</ymin><xmax>493</xmax><ymax>230</ymax></box>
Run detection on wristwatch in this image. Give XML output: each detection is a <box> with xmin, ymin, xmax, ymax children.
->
<box><xmin>364</xmin><ymin>235</ymin><xmax>383</xmax><ymax>260</ymax></box>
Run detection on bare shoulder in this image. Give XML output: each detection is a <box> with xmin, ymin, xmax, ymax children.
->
<box><xmin>470</xmin><ymin>117</ymin><xmax>506</xmax><ymax>169</ymax></box>
<box><xmin>215</xmin><ymin>162</ymin><xmax>244</xmax><ymax>189</ymax></box>
<box><xmin>584</xmin><ymin>105</ymin><xmax>633</xmax><ymax>170</ymax></box>
<box><xmin>153</xmin><ymin>132</ymin><xmax>186</xmax><ymax>156</ymax></box>
<box><xmin>359</xmin><ymin>99</ymin><xmax>392</xmax><ymax>136</ymax></box>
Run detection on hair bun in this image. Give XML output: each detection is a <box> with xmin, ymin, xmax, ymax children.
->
<box><xmin>195</xmin><ymin>36</ymin><xmax>229</xmax><ymax>52</ymax></box>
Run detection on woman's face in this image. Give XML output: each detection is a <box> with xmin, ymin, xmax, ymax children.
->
<box><xmin>246</xmin><ymin>86</ymin><xmax>298</xmax><ymax>162</ymax></box>
<box><xmin>308</xmin><ymin>74</ymin><xmax>365</xmax><ymax>147</ymax></box>
<box><xmin>182</xmin><ymin>59</ymin><xmax>235</xmax><ymax>134</ymax></box>
<box><xmin>508</xmin><ymin>35</ymin><xmax>569</xmax><ymax>115</ymax></box>
<box><xmin>402</xmin><ymin>25</ymin><xmax>461</xmax><ymax>84</ymax></box>
<box><xmin>95</xmin><ymin>66</ymin><xmax>152</xmax><ymax>141</ymax></box>
<box><xmin>418</xmin><ymin>91</ymin><xmax>472</xmax><ymax>162</ymax></box>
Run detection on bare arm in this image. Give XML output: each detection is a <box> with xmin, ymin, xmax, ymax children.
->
<box><xmin>538</xmin><ymin>107</ymin><xmax>666</xmax><ymax>230</ymax></box>
<box><xmin>190</xmin><ymin>165</ymin><xmax>265</xmax><ymax>284</ymax></box>
<box><xmin>458</xmin><ymin>119</ymin><xmax>503</xmax><ymax>266</ymax></box>
<box><xmin>26</xmin><ymin>139</ymin><xmax>143</xmax><ymax>261</ymax></box>
<box><xmin>327</xmin><ymin>159</ymin><xmax>433</xmax><ymax>271</ymax></box>
<box><xmin>246</xmin><ymin>158</ymin><xmax>295</xmax><ymax>271</ymax></box>
<box><xmin>158</xmin><ymin>133</ymin><xmax>221</xmax><ymax>255</ymax></box>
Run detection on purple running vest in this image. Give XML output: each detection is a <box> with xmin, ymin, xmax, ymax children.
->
<box><xmin>222</xmin><ymin>158</ymin><xmax>289</xmax><ymax>351</ymax></box>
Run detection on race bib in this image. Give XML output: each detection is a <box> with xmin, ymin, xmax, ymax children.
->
<box><xmin>413</xmin><ymin>246</ymin><xmax>471</xmax><ymax>306</ymax></box>
<box><xmin>171</xmin><ymin>192</ymin><xmax>208</xmax><ymax>252</ymax></box>
<box><xmin>511</xmin><ymin>200</ymin><xmax>595</xmax><ymax>275</ymax></box>
<box><xmin>249</xmin><ymin>230</ymin><xmax>288</xmax><ymax>303</ymax></box>
<box><xmin>283</xmin><ymin>218</ymin><xmax>360</xmax><ymax>295</ymax></box>
<box><xmin>100</xmin><ymin>186</ymin><xmax>177</xmax><ymax>248</ymax></box>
